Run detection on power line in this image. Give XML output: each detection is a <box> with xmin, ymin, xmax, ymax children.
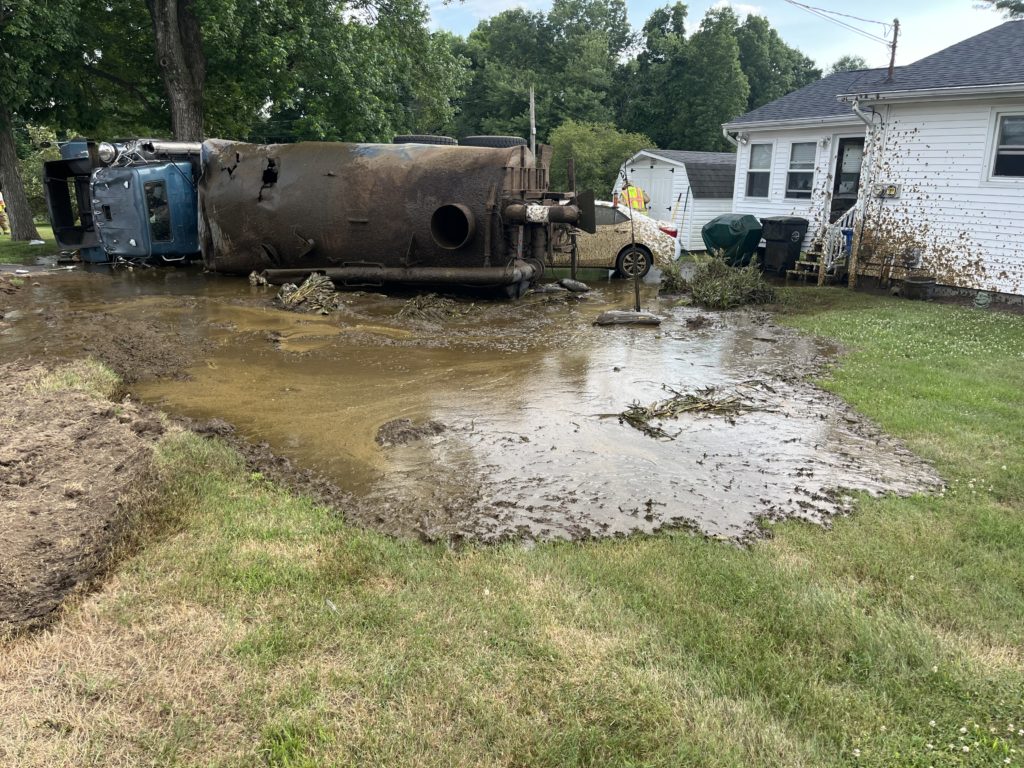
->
<box><xmin>782</xmin><ymin>0</ymin><xmax>892</xmax><ymax>46</ymax></box>
<box><xmin>791</xmin><ymin>3</ymin><xmax>890</xmax><ymax>29</ymax></box>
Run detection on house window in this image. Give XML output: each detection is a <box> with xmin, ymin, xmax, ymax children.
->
<box><xmin>993</xmin><ymin>115</ymin><xmax>1024</xmax><ymax>177</ymax></box>
<box><xmin>746</xmin><ymin>144</ymin><xmax>772</xmax><ymax>197</ymax></box>
<box><xmin>786</xmin><ymin>142</ymin><xmax>815</xmax><ymax>199</ymax></box>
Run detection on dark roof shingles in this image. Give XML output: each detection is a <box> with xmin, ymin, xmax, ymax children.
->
<box><xmin>684</xmin><ymin>164</ymin><xmax>734</xmax><ymax>199</ymax></box>
<box><xmin>727</xmin><ymin>22</ymin><xmax>1024</xmax><ymax>127</ymax></box>
<box><xmin>845</xmin><ymin>20</ymin><xmax>1024</xmax><ymax>94</ymax></box>
<box><xmin>726</xmin><ymin>68</ymin><xmax>889</xmax><ymax>126</ymax></box>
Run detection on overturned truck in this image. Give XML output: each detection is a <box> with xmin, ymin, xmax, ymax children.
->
<box><xmin>199</xmin><ymin>140</ymin><xmax>594</xmax><ymax>297</ymax></box>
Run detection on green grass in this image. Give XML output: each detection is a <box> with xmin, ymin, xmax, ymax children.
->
<box><xmin>3</xmin><ymin>289</ymin><xmax>1023</xmax><ymax>767</ymax></box>
<box><xmin>0</xmin><ymin>223</ymin><xmax>57</xmax><ymax>263</ymax></box>
<box><xmin>27</xmin><ymin>357</ymin><xmax>122</xmax><ymax>400</ymax></box>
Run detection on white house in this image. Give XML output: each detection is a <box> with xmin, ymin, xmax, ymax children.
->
<box><xmin>613</xmin><ymin>150</ymin><xmax>735</xmax><ymax>251</ymax></box>
<box><xmin>723</xmin><ymin>20</ymin><xmax>1024</xmax><ymax>297</ymax></box>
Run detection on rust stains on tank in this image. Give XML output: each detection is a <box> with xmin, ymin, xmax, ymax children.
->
<box><xmin>198</xmin><ymin>140</ymin><xmax>577</xmax><ymax>294</ymax></box>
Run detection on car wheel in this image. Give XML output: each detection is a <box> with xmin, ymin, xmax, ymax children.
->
<box><xmin>392</xmin><ymin>135</ymin><xmax>458</xmax><ymax>145</ymax></box>
<box><xmin>615</xmin><ymin>246</ymin><xmax>652</xmax><ymax>279</ymax></box>
<box><xmin>460</xmin><ymin>136</ymin><xmax>528</xmax><ymax>148</ymax></box>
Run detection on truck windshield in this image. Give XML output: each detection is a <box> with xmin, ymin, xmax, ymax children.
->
<box><xmin>144</xmin><ymin>181</ymin><xmax>172</xmax><ymax>242</ymax></box>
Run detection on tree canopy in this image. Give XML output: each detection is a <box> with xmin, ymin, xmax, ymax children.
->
<box><xmin>829</xmin><ymin>55</ymin><xmax>869</xmax><ymax>74</ymax></box>
<box><xmin>0</xmin><ymin>0</ymin><xmax>827</xmax><ymax>237</ymax></box>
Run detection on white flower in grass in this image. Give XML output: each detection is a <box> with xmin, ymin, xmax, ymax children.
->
<box><xmin>960</xmin><ymin>727</ymin><xmax>968</xmax><ymax>734</ymax></box>
<box><xmin>932</xmin><ymin>666</ymin><xmax>939</xmax><ymax>673</ymax></box>
<box><xmin>881</xmin><ymin>725</ymin><xmax>887</xmax><ymax>732</ymax></box>
<box><xmin>963</xmin><ymin>746</ymin><xmax>970</xmax><ymax>753</ymax></box>
<box><xmin>926</xmin><ymin>743</ymin><xmax>934</xmax><ymax>750</ymax></box>
<box><xmin>929</xmin><ymin>720</ymin><xmax>936</xmax><ymax>727</ymax></box>
<box><xmin>852</xmin><ymin>748</ymin><xmax>860</xmax><ymax>758</ymax></box>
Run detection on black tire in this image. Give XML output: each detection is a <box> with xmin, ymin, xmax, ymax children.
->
<box><xmin>460</xmin><ymin>135</ymin><xmax>527</xmax><ymax>148</ymax></box>
<box><xmin>615</xmin><ymin>246</ymin><xmax>652</xmax><ymax>279</ymax></box>
<box><xmin>392</xmin><ymin>134</ymin><xmax>458</xmax><ymax>146</ymax></box>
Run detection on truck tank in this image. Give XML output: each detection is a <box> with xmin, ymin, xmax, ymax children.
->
<box><xmin>199</xmin><ymin>140</ymin><xmax>592</xmax><ymax>296</ymax></box>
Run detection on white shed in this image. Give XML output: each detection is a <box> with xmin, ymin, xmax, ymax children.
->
<box><xmin>614</xmin><ymin>149</ymin><xmax>736</xmax><ymax>251</ymax></box>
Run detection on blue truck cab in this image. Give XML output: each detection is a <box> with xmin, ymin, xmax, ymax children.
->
<box><xmin>90</xmin><ymin>161</ymin><xmax>198</xmax><ymax>262</ymax></box>
<box><xmin>44</xmin><ymin>138</ymin><xmax>201</xmax><ymax>264</ymax></box>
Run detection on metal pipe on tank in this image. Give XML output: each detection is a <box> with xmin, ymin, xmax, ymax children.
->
<box><xmin>140</xmin><ymin>140</ymin><xmax>203</xmax><ymax>154</ymax></box>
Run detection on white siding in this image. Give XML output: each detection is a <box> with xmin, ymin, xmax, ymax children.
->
<box><xmin>731</xmin><ymin>123</ymin><xmax>866</xmax><ymax>248</ymax></box>
<box><xmin>683</xmin><ymin>199</ymin><xmax>733</xmax><ymax>251</ymax></box>
<box><xmin>858</xmin><ymin>98</ymin><xmax>1024</xmax><ymax>294</ymax></box>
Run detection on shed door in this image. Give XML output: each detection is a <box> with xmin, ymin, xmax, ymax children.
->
<box><xmin>627</xmin><ymin>162</ymin><xmax>674</xmax><ymax>220</ymax></box>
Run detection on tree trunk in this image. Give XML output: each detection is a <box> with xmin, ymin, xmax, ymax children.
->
<box><xmin>0</xmin><ymin>105</ymin><xmax>41</xmax><ymax>241</ymax></box>
<box><xmin>146</xmin><ymin>0</ymin><xmax>206</xmax><ymax>141</ymax></box>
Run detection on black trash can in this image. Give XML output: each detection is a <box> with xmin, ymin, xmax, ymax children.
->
<box><xmin>760</xmin><ymin>216</ymin><xmax>809</xmax><ymax>274</ymax></box>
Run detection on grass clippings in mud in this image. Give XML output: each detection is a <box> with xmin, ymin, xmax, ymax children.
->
<box><xmin>396</xmin><ymin>293</ymin><xmax>474</xmax><ymax>324</ymax></box>
<box><xmin>276</xmin><ymin>273</ymin><xmax>342</xmax><ymax>315</ymax></box>
<box><xmin>620</xmin><ymin>380</ymin><xmax>775</xmax><ymax>438</ymax></box>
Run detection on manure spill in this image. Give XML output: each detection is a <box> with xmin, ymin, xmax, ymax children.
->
<box><xmin>0</xmin><ymin>267</ymin><xmax>943</xmax><ymax>543</ymax></box>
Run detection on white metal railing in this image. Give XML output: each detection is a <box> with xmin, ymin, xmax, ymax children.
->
<box><xmin>821</xmin><ymin>200</ymin><xmax>861</xmax><ymax>274</ymax></box>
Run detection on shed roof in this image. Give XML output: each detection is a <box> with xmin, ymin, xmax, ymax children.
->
<box><xmin>683</xmin><ymin>163</ymin><xmax>735</xmax><ymax>199</ymax></box>
<box><xmin>626</xmin><ymin>149</ymin><xmax>736</xmax><ymax>199</ymax></box>
<box><xmin>636</xmin><ymin>149</ymin><xmax>736</xmax><ymax>166</ymax></box>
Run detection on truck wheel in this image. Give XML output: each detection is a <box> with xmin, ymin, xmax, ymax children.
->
<box><xmin>460</xmin><ymin>136</ymin><xmax>527</xmax><ymax>148</ymax></box>
<box><xmin>615</xmin><ymin>246</ymin><xmax>652</xmax><ymax>279</ymax></box>
<box><xmin>392</xmin><ymin>135</ymin><xmax>458</xmax><ymax>146</ymax></box>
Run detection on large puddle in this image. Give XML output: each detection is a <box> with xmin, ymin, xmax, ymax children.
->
<box><xmin>0</xmin><ymin>267</ymin><xmax>942</xmax><ymax>542</ymax></box>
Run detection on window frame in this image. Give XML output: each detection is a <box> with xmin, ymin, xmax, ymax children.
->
<box><xmin>744</xmin><ymin>141</ymin><xmax>774</xmax><ymax>199</ymax></box>
<box><xmin>991</xmin><ymin>112</ymin><xmax>1024</xmax><ymax>179</ymax></box>
<box><xmin>144</xmin><ymin>180</ymin><xmax>173</xmax><ymax>243</ymax></box>
<box><xmin>983</xmin><ymin>108</ymin><xmax>1024</xmax><ymax>186</ymax></box>
<box><xmin>785</xmin><ymin>142</ymin><xmax>816</xmax><ymax>200</ymax></box>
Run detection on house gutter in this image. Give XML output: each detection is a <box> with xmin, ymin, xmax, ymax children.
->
<box><xmin>722</xmin><ymin>114</ymin><xmax>865</xmax><ymax>132</ymax></box>
<box><xmin>851</xmin><ymin>100</ymin><xmax>877</xmax><ymax>126</ymax></box>
<box><xmin>839</xmin><ymin>81</ymin><xmax>1024</xmax><ymax>104</ymax></box>
<box><xmin>721</xmin><ymin>127</ymin><xmax>739</xmax><ymax>147</ymax></box>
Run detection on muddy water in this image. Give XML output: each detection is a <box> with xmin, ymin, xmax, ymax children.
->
<box><xmin>0</xmin><ymin>268</ymin><xmax>942</xmax><ymax>542</ymax></box>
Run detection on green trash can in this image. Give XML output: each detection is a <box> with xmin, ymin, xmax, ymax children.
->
<box><xmin>701</xmin><ymin>214</ymin><xmax>763</xmax><ymax>267</ymax></box>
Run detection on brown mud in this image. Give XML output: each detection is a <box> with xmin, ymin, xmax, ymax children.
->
<box><xmin>0</xmin><ymin>267</ymin><xmax>944</xmax><ymax>550</ymax></box>
<box><xmin>0</xmin><ymin>362</ymin><xmax>164</xmax><ymax>636</ymax></box>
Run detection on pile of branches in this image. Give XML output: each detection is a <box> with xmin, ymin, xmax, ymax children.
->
<box><xmin>689</xmin><ymin>254</ymin><xmax>776</xmax><ymax>310</ymax></box>
<box><xmin>275</xmin><ymin>273</ymin><xmax>341</xmax><ymax>314</ymax></box>
<box><xmin>396</xmin><ymin>293</ymin><xmax>474</xmax><ymax>323</ymax></box>
<box><xmin>619</xmin><ymin>380</ymin><xmax>775</xmax><ymax>439</ymax></box>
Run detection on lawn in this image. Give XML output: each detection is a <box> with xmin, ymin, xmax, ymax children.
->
<box><xmin>0</xmin><ymin>224</ymin><xmax>59</xmax><ymax>264</ymax></box>
<box><xmin>1</xmin><ymin>289</ymin><xmax>1022</xmax><ymax>767</ymax></box>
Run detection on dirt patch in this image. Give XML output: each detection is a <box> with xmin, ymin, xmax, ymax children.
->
<box><xmin>376</xmin><ymin>418</ymin><xmax>447</xmax><ymax>447</ymax></box>
<box><xmin>56</xmin><ymin>311</ymin><xmax>204</xmax><ymax>383</ymax></box>
<box><xmin>0</xmin><ymin>273</ymin><xmax>25</xmax><ymax>296</ymax></box>
<box><xmin>0</xmin><ymin>361</ymin><xmax>164</xmax><ymax>637</ymax></box>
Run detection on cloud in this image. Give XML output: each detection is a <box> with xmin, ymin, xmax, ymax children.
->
<box><xmin>428</xmin><ymin>0</ymin><xmax>550</xmax><ymax>31</ymax></box>
<box><xmin>709</xmin><ymin>0</ymin><xmax>764</xmax><ymax>18</ymax></box>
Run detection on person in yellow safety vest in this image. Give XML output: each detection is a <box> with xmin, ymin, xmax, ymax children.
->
<box><xmin>621</xmin><ymin>183</ymin><xmax>650</xmax><ymax>214</ymax></box>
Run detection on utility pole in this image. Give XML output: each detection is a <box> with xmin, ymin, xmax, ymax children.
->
<box><xmin>529</xmin><ymin>85</ymin><xmax>537</xmax><ymax>156</ymax></box>
<box><xmin>886</xmin><ymin>18</ymin><xmax>900</xmax><ymax>82</ymax></box>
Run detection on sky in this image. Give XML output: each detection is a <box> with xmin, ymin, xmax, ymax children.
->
<box><xmin>427</xmin><ymin>0</ymin><xmax>1011</xmax><ymax>72</ymax></box>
